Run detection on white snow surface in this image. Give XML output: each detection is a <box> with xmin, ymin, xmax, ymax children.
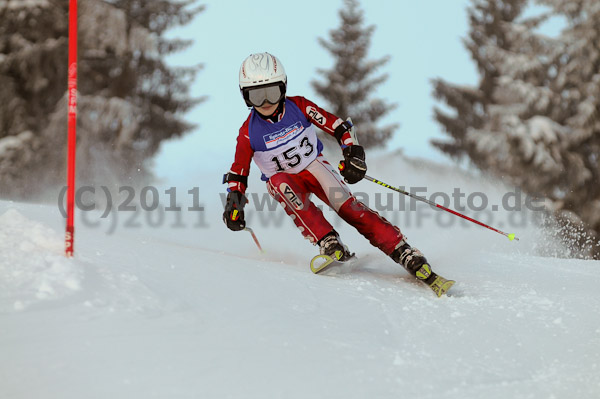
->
<box><xmin>1</xmin><ymin>152</ymin><xmax>599</xmax><ymax>399</ymax></box>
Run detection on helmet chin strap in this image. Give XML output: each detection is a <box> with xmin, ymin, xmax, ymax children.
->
<box><xmin>257</xmin><ymin>99</ymin><xmax>285</xmax><ymax>123</ymax></box>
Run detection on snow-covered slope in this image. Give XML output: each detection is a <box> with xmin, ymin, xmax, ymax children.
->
<box><xmin>1</xmin><ymin>152</ymin><xmax>599</xmax><ymax>399</ymax></box>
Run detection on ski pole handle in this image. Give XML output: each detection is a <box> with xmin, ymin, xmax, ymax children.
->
<box><xmin>364</xmin><ymin>175</ymin><xmax>519</xmax><ymax>241</ymax></box>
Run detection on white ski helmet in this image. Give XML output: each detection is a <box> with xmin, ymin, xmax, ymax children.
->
<box><xmin>239</xmin><ymin>52</ymin><xmax>287</xmax><ymax>107</ymax></box>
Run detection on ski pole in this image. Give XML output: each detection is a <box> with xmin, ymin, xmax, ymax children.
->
<box><xmin>244</xmin><ymin>227</ymin><xmax>265</xmax><ymax>253</ymax></box>
<box><xmin>363</xmin><ymin>175</ymin><xmax>519</xmax><ymax>241</ymax></box>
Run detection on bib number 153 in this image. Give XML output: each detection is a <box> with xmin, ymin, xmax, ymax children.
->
<box><xmin>270</xmin><ymin>137</ymin><xmax>314</xmax><ymax>172</ymax></box>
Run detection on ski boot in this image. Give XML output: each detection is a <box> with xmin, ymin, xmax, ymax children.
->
<box><xmin>319</xmin><ymin>230</ymin><xmax>354</xmax><ymax>261</ymax></box>
<box><xmin>390</xmin><ymin>239</ymin><xmax>454</xmax><ymax>297</ymax></box>
<box><xmin>310</xmin><ymin>230</ymin><xmax>354</xmax><ymax>273</ymax></box>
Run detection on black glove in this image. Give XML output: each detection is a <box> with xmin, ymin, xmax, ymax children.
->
<box><xmin>339</xmin><ymin>145</ymin><xmax>367</xmax><ymax>184</ymax></box>
<box><xmin>223</xmin><ymin>191</ymin><xmax>247</xmax><ymax>231</ymax></box>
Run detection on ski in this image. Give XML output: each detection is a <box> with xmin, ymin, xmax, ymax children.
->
<box><xmin>310</xmin><ymin>255</ymin><xmax>455</xmax><ymax>297</ymax></box>
<box><xmin>414</xmin><ymin>262</ymin><xmax>455</xmax><ymax>297</ymax></box>
<box><xmin>426</xmin><ymin>273</ymin><xmax>455</xmax><ymax>297</ymax></box>
<box><xmin>310</xmin><ymin>251</ymin><xmax>346</xmax><ymax>274</ymax></box>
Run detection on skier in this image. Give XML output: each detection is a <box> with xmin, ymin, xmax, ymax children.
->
<box><xmin>222</xmin><ymin>52</ymin><xmax>451</xmax><ymax>294</ymax></box>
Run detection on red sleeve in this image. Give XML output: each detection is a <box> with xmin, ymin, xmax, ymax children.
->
<box><xmin>288</xmin><ymin>96</ymin><xmax>355</xmax><ymax>146</ymax></box>
<box><xmin>227</xmin><ymin>115</ymin><xmax>253</xmax><ymax>193</ymax></box>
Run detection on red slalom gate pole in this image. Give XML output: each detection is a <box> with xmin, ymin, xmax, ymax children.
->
<box><xmin>364</xmin><ymin>175</ymin><xmax>519</xmax><ymax>241</ymax></box>
<box><xmin>65</xmin><ymin>0</ymin><xmax>78</xmax><ymax>257</ymax></box>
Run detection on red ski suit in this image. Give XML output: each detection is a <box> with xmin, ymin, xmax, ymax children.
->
<box><xmin>227</xmin><ymin>96</ymin><xmax>403</xmax><ymax>255</ymax></box>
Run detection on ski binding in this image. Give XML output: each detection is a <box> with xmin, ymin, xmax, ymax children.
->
<box><xmin>414</xmin><ymin>262</ymin><xmax>455</xmax><ymax>297</ymax></box>
<box><xmin>428</xmin><ymin>274</ymin><xmax>455</xmax><ymax>297</ymax></box>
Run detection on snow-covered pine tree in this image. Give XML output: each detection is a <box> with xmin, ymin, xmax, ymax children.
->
<box><xmin>0</xmin><ymin>0</ymin><xmax>204</xmax><ymax>198</ymax></box>
<box><xmin>75</xmin><ymin>0</ymin><xmax>204</xmax><ymax>187</ymax></box>
<box><xmin>432</xmin><ymin>0</ymin><xmax>600</xmax><ymax>258</ymax></box>
<box><xmin>535</xmin><ymin>0</ymin><xmax>600</xmax><ymax>257</ymax></box>
<box><xmin>431</xmin><ymin>0</ymin><xmax>528</xmax><ymax>165</ymax></box>
<box><xmin>311</xmin><ymin>0</ymin><xmax>397</xmax><ymax>149</ymax></box>
<box><xmin>0</xmin><ymin>0</ymin><xmax>70</xmax><ymax>197</ymax></box>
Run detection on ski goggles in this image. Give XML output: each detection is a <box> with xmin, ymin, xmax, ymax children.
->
<box><xmin>242</xmin><ymin>82</ymin><xmax>286</xmax><ymax>107</ymax></box>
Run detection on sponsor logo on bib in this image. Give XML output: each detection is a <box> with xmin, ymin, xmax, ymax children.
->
<box><xmin>263</xmin><ymin>122</ymin><xmax>304</xmax><ymax>149</ymax></box>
